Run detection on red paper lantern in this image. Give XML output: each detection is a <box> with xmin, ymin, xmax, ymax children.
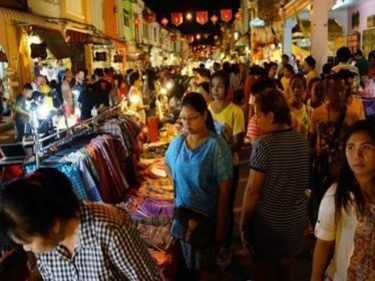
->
<box><xmin>161</xmin><ymin>17</ymin><xmax>169</xmax><ymax>27</ymax></box>
<box><xmin>196</xmin><ymin>11</ymin><xmax>208</xmax><ymax>25</ymax></box>
<box><xmin>220</xmin><ymin>9</ymin><xmax>232</xmax><ymax>22</ymax></box>
<box><xmin>235</xmin><ymin>11</ymin><xmax>242</xmax><ymax>21</ymax></box>
<box><xmin>211</xmin><ymin>14</ymin><xmax>219</xmax><ymax>25</ymax></box>
<box><xmin>171</xmin><ymin>12</ymin><xmax>183</xmax><ymax>26</ymax></box>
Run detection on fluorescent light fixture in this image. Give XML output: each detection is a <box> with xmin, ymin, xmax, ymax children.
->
<box><xmin>250</xmin><ymin>17</ymin><xmax>265</xmax><ymax>27</ymax></box>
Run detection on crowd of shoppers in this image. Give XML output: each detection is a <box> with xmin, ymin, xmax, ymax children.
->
<box><xmin>162</xmin><ymin>46</ymin><xmax>374</xmax><ymax>280</ymax></box>
<box><xmin>1</xmin><ymin>45</ymin><xmax>374</xmax><ymax>281</ymax></box>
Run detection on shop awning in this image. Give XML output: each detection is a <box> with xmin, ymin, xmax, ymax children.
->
<box><xmin>0</xmin><ymin>7</ymin><xmax>60</xmax><ymax>55</ymax></box>
<box><xmin>65</xmin><ymin>29</ymin><xmax>90</xmax><ymax>44</ymax></box>
<box><xmin>33</xmin><ymin>26</ymin><xmax>81</xmax><ymax>59</ymax></box>
<box><xmin>0</xmin><ymin>7</ymin><xmax>59</xmax><ymax>29</ymax></box>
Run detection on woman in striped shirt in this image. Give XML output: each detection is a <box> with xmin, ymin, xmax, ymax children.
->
<box><xmin>240</xmin><ymin>89</ymin><xmax>310</xmax><ymax>280</ymax></box>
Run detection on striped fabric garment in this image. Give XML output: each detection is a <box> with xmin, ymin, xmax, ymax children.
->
<box><xmin>248</xmin><ymin>129</ymin><xmax>310</xmax><ymax>260</ymax></box>
<box><xmin>246</xmin><ymin>115</ymin><xmax>261</xmax><ymax>139</ymax></box>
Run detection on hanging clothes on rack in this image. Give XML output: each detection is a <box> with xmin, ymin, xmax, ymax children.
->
<box><xmin>25</xmin><ymin>162</ymin><xmax>92</xmax><ymax>201</ymax></box>
<box><xmin>25</xmin><ymin>113</ymin><xmax>144</xmax><ymax>203</ymax></box>
<box><xmin>98</xmin><ymin>115</ymin><xmax>142</xmax><ymax>156</ymax></box>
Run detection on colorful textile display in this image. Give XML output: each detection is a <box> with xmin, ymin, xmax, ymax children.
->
<box><xmin>25</xmin><ymin>117</ymin><xmax>141</xmax><ymax>203</ymax></box>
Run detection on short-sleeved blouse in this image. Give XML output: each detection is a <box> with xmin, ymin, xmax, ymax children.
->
<box><xmin>248</xmin><ymin>129</ymin><xmax>310</xmax><ymax>259</ymax></box>
<box><xmin>165</xmin><ymin>132</ymin><xmax>233</xmax><ymax>216</ymax></box>
<box><xmin>315</xmin><ymin>185</ymin><xmax>375</xmax><ymax>281</ymax></box>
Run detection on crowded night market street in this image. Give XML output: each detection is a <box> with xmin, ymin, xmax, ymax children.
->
<box><xmin>0</xmin><ymin>0</ymin><xmax>374</xmax><ymax>280</ymax></box>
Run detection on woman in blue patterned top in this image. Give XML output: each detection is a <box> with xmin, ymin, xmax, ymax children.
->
<box><xmin>165</xmin><ymin>92</ymin><xmax>232</xmax><ymax>280</ymax></box>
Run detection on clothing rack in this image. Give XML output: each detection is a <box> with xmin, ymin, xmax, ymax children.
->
<box><xmin>33</xmin><ymin>105</ymin><xmax>122</xmax><ymax>168</ymax></box>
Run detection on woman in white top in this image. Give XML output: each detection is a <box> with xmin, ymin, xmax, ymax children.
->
<box><xmin>312</xmin><ymin>119</ymin><xmax>375</xmax><ymax>281</ymax></box>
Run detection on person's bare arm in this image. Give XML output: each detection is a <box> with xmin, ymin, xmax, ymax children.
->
<box><xmin>311</xmin><ymin>239</ymin><xmax>334</xmax><ymax>281</ymax></box>
<box><xmin>239</xmin><ymin>169</ymin><xmax>265</xmax><ymax>249</ymax></box>
<box><xmin>231</xmin><ymin>132</ymin><xmax>245</xmax><ymax>153</ymax></box>
<box><xmin>216</xmin><ymin>179</ymin><xmax>232</xmax><ymax>245</ymax></box>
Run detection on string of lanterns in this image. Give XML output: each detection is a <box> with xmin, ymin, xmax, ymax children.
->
<box><xmin>138</xmin><ymin>9</ymin><xmax>242</xmax><ymax>45</ymax></box>
<box><xmin>156</xmin><ymin>9</ymin><xmax>241</xmax><ymax>27</ymax></box>
<box><xmin>144</xmin><ymin>9</ymin><xmax>242</xmax><ymax>27</ymax></box>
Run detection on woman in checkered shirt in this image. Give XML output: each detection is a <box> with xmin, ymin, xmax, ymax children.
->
<box><xmin>0</xmin><ymin>168</ymin><xmax>161</xmax><ymax>281</ymax></box>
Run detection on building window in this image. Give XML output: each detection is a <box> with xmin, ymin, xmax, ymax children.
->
<box><xmin>123</xmin><ymin>9</ymin><xmax>129</xmax><ymax>27</ymax></box>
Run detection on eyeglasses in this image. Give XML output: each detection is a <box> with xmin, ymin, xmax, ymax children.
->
<box><xmin>179</xmin><ymin>114</ymin><xmax>201</xmax><ymax>122</ymax></box>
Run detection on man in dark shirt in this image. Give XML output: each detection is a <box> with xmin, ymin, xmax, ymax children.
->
<box><xmin>78</xmin><ymin>83</ymin><xmax>98</xmax><ymax>120</ymax></box>
<box><xmin>92</xmin><ymin>68</ymin><xmax>112</xmax><ymax>107</ymax></box>
<box><xmin>14</xmin><ymin>83</ymin><xmax>33</xmax><ymax>141</ymax></box>
<box><xmin>73</xmin><ymin>69</ymin><xmax>86</xmax><ymax>107</ymax></box>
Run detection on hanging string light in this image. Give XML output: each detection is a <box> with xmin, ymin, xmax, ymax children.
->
<box><xmin>211</xmin><ymin>14</ymin><xmax>219</xmax><ymax>25</ymax></box>
<box><xmin>186</xmin><ymin>12</ymin><xmax>193</xmax><ymax>21</ymax></box>
<box><xmin>159</xmin><ymin>8</ymin><xmax>235</xmax><ymax>29</ymax></box>
<box><xmin>161</xmin><ymin>17</ymin><xmax>169</xmax><ymax>27</ymax></box>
